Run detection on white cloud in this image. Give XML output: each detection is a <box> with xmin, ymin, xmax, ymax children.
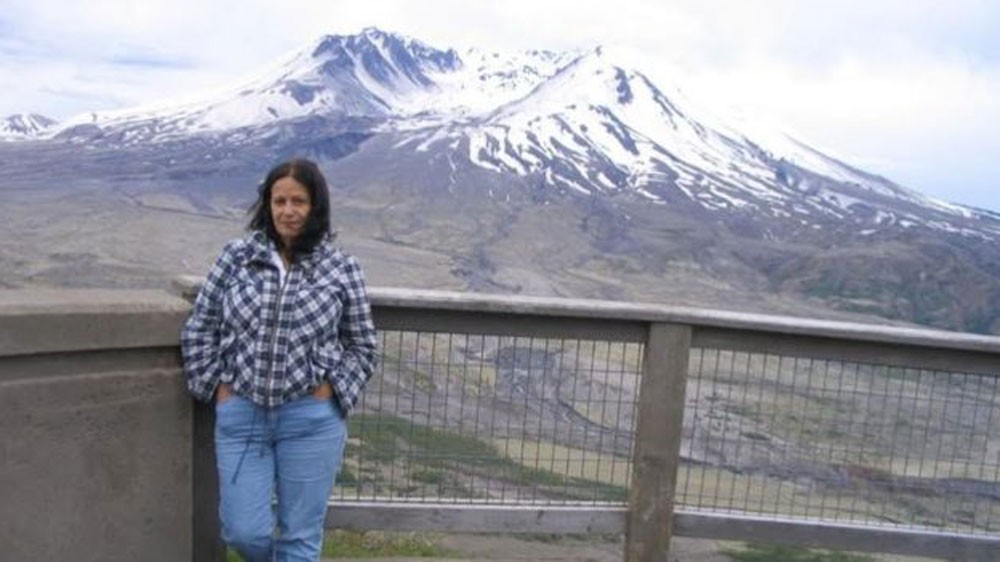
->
<box><xmin>669</xmin><ymin>32</ymin><xmax>1000</xmax><ymax>207</ymax></box>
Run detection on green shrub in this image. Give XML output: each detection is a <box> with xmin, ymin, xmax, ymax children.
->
<box><xmin>337</xmin><ymin>466</ymin><xmax>358</xmax><ymax>485</ymax></box>
<box><xmin>410</xmin><ymin>468</ymin><xmax>446</xmax><ymax>484</ymax></box>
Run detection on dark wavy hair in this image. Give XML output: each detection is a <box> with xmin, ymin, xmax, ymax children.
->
<box><xmin>248</xmin><ymin>158</ymin><xmax>332</xmax><ymax>256</ymax></box>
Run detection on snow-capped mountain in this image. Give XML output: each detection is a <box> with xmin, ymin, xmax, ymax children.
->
<box><xmin>51</xmin><ymin>28</ymin><xmax>573</xmax><ymax>140</ymax></box>
<box><xmin>4</xmin><ymin>28</ymin><xmax>1000</xmax><ymax>332</ymax></box>
<box><xmin>1</xmin><ymin>113</ymin><xmax>57</xmax><ymax>139</ymax></box>
<box><xmin>38</xmin><ymin>28</ymin><xmax>993</xmax><ymax>239</ymax></box>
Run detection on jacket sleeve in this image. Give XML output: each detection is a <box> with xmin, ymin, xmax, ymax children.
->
<box><xmin>180</xmin><ymin>243</ymin><xmax>237</xmax><ymax>403</ymax></box>
<box><xmin>327</xmin><ymin>255</ymin><xmax>379</xmax><ymax>415</ymax></box>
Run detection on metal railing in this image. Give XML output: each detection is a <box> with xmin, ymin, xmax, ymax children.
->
<box><xmin>318</xmin><ymin>287</ymin><xmax>1000</xmax><ymax>561</ymax></box>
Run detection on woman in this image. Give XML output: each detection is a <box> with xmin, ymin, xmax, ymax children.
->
<box><xmin>181</xmin><ymin>158</ymin><xmax>378</xmax><ymax>561</ymax></box>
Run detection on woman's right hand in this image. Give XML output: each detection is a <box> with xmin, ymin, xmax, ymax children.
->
<box><xmin>216</xmin><ymin>383</ymin><xmax>233</xmax><ymax>404</ymax></box>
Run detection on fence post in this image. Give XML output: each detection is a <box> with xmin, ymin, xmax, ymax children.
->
<box><xmin>192</xmin><ymin>401</ymin><xmax>226</xmax><ymax>562</ymax></box>
<box><xmin>177</xmin><ymin>280</ymin><xmax>226</xmax><ymax>562</ymax></box>
<box><xmin>626</xmin><ymin>323</ymin><xmax>692</xmax><ymax>562</ymax></box>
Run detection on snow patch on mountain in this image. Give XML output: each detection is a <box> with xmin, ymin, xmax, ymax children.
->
<box><xmin>459</xmin><ymin>47</ymin><xmax>877</xmax><ymax>214</ymax></box>
<box><xmin>1</xmin><ymin>113</ymin><xmax>57</xmax><ymax>140</ymax></box>
<box><xmin>54</xmin><ymin>28</ymin><xmax>465</xmax><ymax>141</ymax></box>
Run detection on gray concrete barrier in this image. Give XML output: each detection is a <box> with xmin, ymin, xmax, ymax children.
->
<box><xmin>0</xmin><ymin>290</ymin><xmax>195</xmax><ymax>562</ymax></box>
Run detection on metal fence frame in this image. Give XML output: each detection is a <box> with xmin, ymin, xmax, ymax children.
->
<box><xmin>176</xmin><ymin>281</ymin><xmax>1000</xmax><ymax>561</ymax></box>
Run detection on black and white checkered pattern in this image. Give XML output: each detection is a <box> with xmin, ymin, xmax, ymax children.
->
<box><xmin>181</xmin><ymin>230</ymin><xmax>379</xmax><ymax>414</ymax></box>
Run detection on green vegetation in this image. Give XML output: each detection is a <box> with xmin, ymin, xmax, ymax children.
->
<box><xmin>410</xmin><ymin>468</ymin><xmax>446</xmax><ymax>484</ymax></box>
<box><xmin>721</xmin><ymin>543</ymin><xmax>877</xmax><ymax>562</ymax></box>
<box><xmin>346</xmin><ymin>413</ymin><xmax>628</xmax><ymax>502</ymax></box>
<box><xmin>226</xmin><ymin>530</ymin><xmax>453</xmax><ymax>560</ymax></box>
<box><xmin>337</xmin><ymin>465</ymin><xmax>358</xmax><ymax>485</ymax></box>
<box><xmin>322</xmin><ymin>530</ymin><xmax>453</xmax><ymax>558</ymax></box>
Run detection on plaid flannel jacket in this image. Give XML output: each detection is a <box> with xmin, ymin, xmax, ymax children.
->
<box><xmin>181</xmin><ymin>230</ymin><xmax>378</xmax><ymax>415</ymax></box>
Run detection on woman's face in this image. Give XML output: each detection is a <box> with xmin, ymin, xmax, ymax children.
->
<box><xmin>270</xmin><ymin>176</ymin><xmax>311</xmax><ymax>248</ymax></box>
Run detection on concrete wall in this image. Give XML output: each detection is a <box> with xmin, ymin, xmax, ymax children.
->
<box><xmin>0</xmin><ymin>290</ymin><xmax>193</xmax><ymax>562</ymax></box>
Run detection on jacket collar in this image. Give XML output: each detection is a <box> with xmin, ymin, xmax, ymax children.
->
<box><xmin>245</xmin><ymin>230</ymin><xmax>329</xmax><ymax>271</ymax></box>
<box><xmin>246</xmin><ymin>230</ymin><xmax>276</xmax><ymax>266</ymax></box>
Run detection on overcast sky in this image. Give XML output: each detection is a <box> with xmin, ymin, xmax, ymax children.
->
<box><xmin>1</xmin><ymin>0</ymin><xmax>998</xmax><ymax>211</ymax></box>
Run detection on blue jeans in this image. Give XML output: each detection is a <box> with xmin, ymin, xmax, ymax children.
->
<box><xmin>215</xmin><ymin>394</ymin><xmax>346</xmax><ymax>562</ymax></box>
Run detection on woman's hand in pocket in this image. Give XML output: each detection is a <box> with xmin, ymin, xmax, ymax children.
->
<box><xmin>312</xmin><ymin>382</ymin><xmax>333</xmax><ymax>400</ymax></box>
<box><xmin>216</xmin><ymin>382</ymin><xmax>233</xmax><ymax>404</ymax></box>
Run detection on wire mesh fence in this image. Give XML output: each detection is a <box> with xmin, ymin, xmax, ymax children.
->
<box><xmin>334</xmin><ymin>322</ymin><xmax>1000</xmax><ymax>538</ymax></box>
<box><xmin>337</xmin><ymin>330</ymin><xmax>643</xmax><ymax>505</ymax></box>
<box><xmin>680</xmin><ymin>348</ymin><xmax>1000</xmax><ymax>536</ymax></box>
